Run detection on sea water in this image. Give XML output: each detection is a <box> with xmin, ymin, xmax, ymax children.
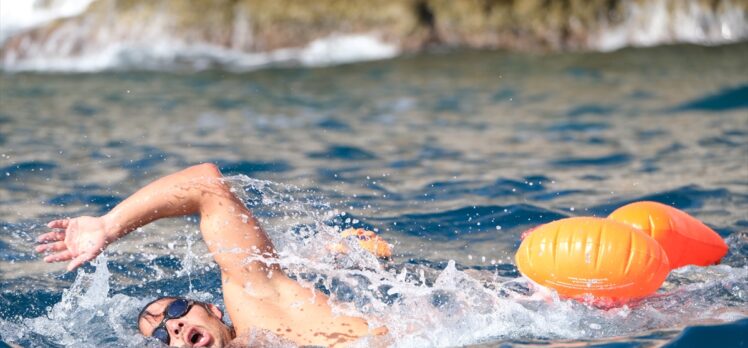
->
<box><xmin>1</xmin><ymin>44</ymin><xmax>747</xmax><ymax>347</ymax></box>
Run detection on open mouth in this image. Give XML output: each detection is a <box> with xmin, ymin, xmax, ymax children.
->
<box><xmin>185</xmin><ymin>327</ymin><xmax>212</xmax><ymax>347</ymax></box>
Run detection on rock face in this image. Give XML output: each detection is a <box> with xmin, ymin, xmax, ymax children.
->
<box><xmin>1</xmin><ymin>0</ymin><xmax>747</xmax><ymax>71</ymax></box>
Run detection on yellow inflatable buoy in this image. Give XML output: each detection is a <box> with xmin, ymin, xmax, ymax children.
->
<box><xmin>608</xmin><ymin>201</ymin><xmax>728</xmax><ymax>269</ymax></box>
<box><xmin>515</xmin><ymin>217</ymin><xmax>670</xmax><ymax>301</ymax></box>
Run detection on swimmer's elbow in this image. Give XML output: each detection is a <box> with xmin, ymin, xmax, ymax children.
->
<box><xmin>186</xmin><ymin>163</ymin><xmax>234</xmax><ymax>202</ymax></box>
<box><xmin>190</xmin><ymin>163</ymin><xmax>223</xmax><ymax>179</ymax></box>
<box><xmin>183</xmin><ymin>163</ymin><xmax>228</xmax><ymax>198</ymax></box>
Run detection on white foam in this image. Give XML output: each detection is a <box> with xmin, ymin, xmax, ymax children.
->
<box><xmin>299</xmin><ymin>34</ymin><xmax>399</xmax><ymax>67</ymax></box>
<box><xmin>592</xmin><ymin>0</ymin><xmax>748</xmax><ymax>51</ymax></box>
<box><xmin>2</xmin><ymin>32</ymin><xmax>399</xmax><ymax>72</ymax></box>
<box><xmin>0</xmin><ymin>0</ymin><xmax>95</xmax><ymax>43</ymax></box>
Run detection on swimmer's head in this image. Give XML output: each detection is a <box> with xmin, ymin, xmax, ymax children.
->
<box><xmin>137</xmin><ymin>297</ymin><xmax>234</xmax><ymax>347</ymax></box>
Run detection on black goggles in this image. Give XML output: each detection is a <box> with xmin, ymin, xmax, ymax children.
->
<box><xmin>142</xmin><ymin>298</ymin><xmax>199</xmax><ymax>345</ymax></box>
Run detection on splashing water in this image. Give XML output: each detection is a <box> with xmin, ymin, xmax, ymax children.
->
<box><xmin>0</xmin><ymin>255</ymin><xmax>158</xmax><ymax>347</ymax></box>
<box><xmin>179</xmin><ymin>176</ymin><xmax>748</xmax><ymax>346</ymax></box>
<box><xmin>1</xmin><ymin>174</ymin><xmax>747</xmax><ymax>346</ymax></box>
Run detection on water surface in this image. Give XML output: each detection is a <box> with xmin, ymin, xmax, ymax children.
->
<box><xmin>1</xmin><ymin>43</ymin><xmax>747</xmax><ymax>347</ymax></box>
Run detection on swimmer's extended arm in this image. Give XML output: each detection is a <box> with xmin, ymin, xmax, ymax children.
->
<box><xmin>37</xmin><ymin>163</ymin><xmax>388</xmax><ymax>344</ymax></box>
<box><xmin>36</xmin><ymin>163</ymin><xmax>280</xmax><ymax>282</ymax></box>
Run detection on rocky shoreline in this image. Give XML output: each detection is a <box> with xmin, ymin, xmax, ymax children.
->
<box><xmin>2</xmin><ymin>0</ymin><xmax>746</xmax><ymax>71</ymax></box>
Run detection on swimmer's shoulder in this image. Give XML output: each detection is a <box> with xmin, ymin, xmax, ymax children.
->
<box><xmin>226</xmin><ymin>329</ymin><xmax>298</xmax><ymax>348</ymax></box>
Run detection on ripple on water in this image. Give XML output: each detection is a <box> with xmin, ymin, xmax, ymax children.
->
<box><xmin>550</xmin><ymin>153</ymin><xmax>632</xmax><ymax>167</ymax></box>
<box><xmin>210</xmin><ymin>97</ymin><xmax>246</xmax><ymax>110</ymax></box>
<box><xmin>491</xmin><ymin>88</ymin><xmax>516</xmax><ymax>102</ymax></box>
<box><xmin>119</xmin><ymin>146</ymin><xmax>172</xmax><ymax>171</ymax></box>
<box><xmin>565</xmin><ymin>67</ymin><xmax>603</xmax><ymax>81</ymax></box>
<box><xmin>586</xmin><ymin>185</ymin><xmax>737</xmax><ymax>216</ymax></box>
<box><xmin>424</xmin><ymin>176</ymin><xmax>553</xmax><ymax>201</ymax></box>
<box><xmin>546</xmin><ymin>121</ymin><xmax>610</xmax><ymax>133</ymax></box>
<box><xmin>672</xmin><ymin>84</ymin><xmax>748</xmax><ymax>112</ymax></box>
<box><xmin>0</xmin><ymin>285</ymin><xmax>62</xmax><ymax>320</ymax></box>
<box><xmin>315</xmin><ymin>117</ymin><xmax>352</xmax><ymax>131</ymax></box>
<box><xmin>566</xmin><ymin>104</ymin><xmax>616</xmax><ymax>117</ymax></box>
<box><xmin>417</xmin><ymin>145</ymin><xmax>462</xmax><ymax>160</ymax></box>
<box><xmin>47</xmin><ymin>193</ymin><xmax>122</xmax><ymax>215</ymax></box>
<box><xmin>0</xmin><ymin>239</ymin><xmax>36</xmax><ymax>262</ymax></box>
<box><xmin>0</xmin><ymin>161</ymin><xmax>56</xmax><ymax>181</ymax></box>
<box><xmin>70</xmin><ymin>102</ymin><xmax>99</xmax><ymax>117</ymax></box>
<box><xmin>308</xmin><ymin>145</ymin><xmax>378</xmax><ymax>161</ymax></box>
<box><xmin>663</xmin><ymin>318</ymin><xmax>748</xmax><ymax>348</ymax></box>
<box><xmin>370</xmin><ymin>204</ymin><xmax>566</xmax><ymax>240</ymax></box>
<box><xmin>215</xmin><ymin>160</ymin><xmax>292</xmax><ymax>175</ymax></box>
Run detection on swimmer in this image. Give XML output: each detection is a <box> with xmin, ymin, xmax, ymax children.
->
<box><xmin>35</xmin><ymin>163</ymin><xmax>387</xmax><ymax>347</ymax></box>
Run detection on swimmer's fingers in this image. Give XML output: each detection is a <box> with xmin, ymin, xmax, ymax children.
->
<box><xmin>326</xmin><ymin>242</ymin><xmax>350</xmax><ymax>255</ymax></box>
<box><xmin>47</xmin><ymin>219</ymin><xmax>70</xmax><ymax>229</ymax></box>
<box><xmin>35</xmin><ymin>241</ymin><xmax>68</xmax><ymax>253</ymax></box>
<box><xmin>41</xmin><ymin>250</ymin><xmax>93</xmax><ymax>271</ymax></box>
<box><xmin>39</xmin><ymin>219</ymin><xmax>70</xmax><ymax>243</ymax></box>
<box><xmin>67</xmin><ymin>253</ymin><xmax>93</xmax><ymax>272</ymax></box>
<box><xmin>37</xmin><ymin>231</ymin><xmax>66</xmax><ymax>243</ymax></box>
<box><xmin>43</xmin><ymin>250</ymin><xmax>73</xmax><ymax>263</ymax></box>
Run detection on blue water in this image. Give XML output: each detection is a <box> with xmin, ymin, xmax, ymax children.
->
<box><xmin>1</xmin><ymin>43</ymin><xmax>747</xmax><ymax>347</ymax></box>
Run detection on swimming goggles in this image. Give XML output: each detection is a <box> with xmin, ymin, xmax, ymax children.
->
<box><xmin>147</xmin><ymin>298</ymin><xmax>200</xmax><ymax>345</ymax></box>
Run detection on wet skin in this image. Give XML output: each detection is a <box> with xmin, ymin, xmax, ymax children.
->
<box><xmin>37</xmin><ymin>164</ymin><xmax>385</xmax><ymax>347</ymax></box>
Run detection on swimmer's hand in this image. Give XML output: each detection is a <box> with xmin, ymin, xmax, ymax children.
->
<box><xmin>329</xmin><ymin>228</ymin><xmax>393</xmax><ymax>259</ymax></box>
<box><xmin>35</xmin><ymin>216</ymin><xmax>116</xmax><ymax>271</ymax></box>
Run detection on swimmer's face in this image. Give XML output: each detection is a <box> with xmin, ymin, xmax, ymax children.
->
<box><xmin>138</xmin><ymin>297</ymin><xmax>232</xmax><ymax>347</ymax></box>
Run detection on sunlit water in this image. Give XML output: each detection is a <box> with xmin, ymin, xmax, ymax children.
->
<box><xmin>1</xmin><ymin>43</ymin><xmax>748</xmax><ymax>347</ymax></box>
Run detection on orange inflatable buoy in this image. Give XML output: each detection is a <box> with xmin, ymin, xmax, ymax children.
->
<box><xmin>608</xmin><ymin>201</ymin><xmax>727</xmax><ymax>269</ymax></box>
<box><xmin>515</xmin><ymin>217</ymin><xmax>670</xmax><ymax>301</ymax></box>
<box><xmin>333</xmin><ymin>228</ymin><xmax>392</xmax><ymax>259</ymax></box>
